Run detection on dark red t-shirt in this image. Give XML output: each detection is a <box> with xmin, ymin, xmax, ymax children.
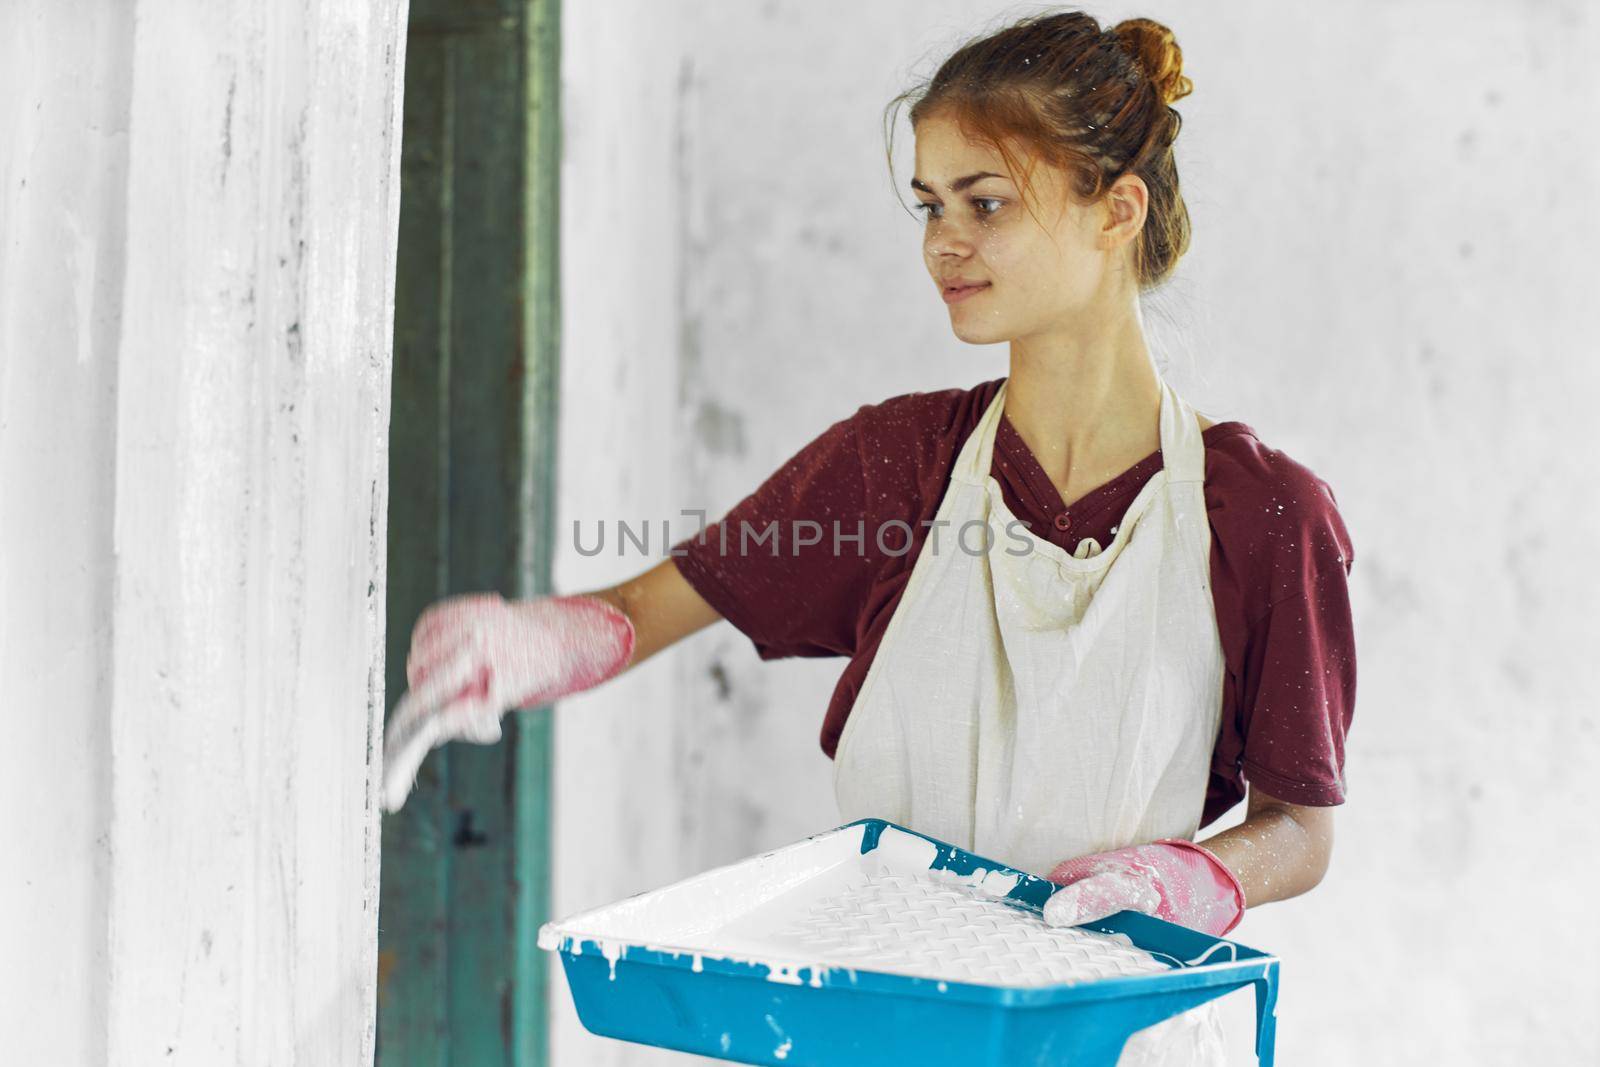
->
<box><xmin>669</xmin><ymin>377</ymin><xmax>1357</xmax><ymax>830</ymax></box>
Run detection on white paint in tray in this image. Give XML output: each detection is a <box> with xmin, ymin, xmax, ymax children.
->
<box><xmin>538</xmin><ymin>823</ymin><xmax>1174</xmax><ymax>989</ymax></box>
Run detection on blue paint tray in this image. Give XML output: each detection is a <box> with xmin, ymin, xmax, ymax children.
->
<box><xmin>538</xmin><ymin>818</ymin><xmax>1279</xmax><ymax>1066</ymax></box>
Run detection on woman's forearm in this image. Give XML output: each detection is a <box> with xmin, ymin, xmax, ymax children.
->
<box><xmin>1198</xmin><ymin>792</ymin><xmax>1335</xmax><ymax>909</ymax></box>
<box><xmin>579</xmin><ymin>556</ymin><xmax>723</xmax><ymax>669</ymax></box>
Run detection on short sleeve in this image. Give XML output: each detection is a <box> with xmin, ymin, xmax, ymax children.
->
<box><xmin>1238</xmin><ymin>562</ymin><xmax>1358</xmax><ymax>806</ymax></box>
<box><xmin>670</xmin><ymin>407</ymin><xmax>879</xmax><ymax>660</ymax></box>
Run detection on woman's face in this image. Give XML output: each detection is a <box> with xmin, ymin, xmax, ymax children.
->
<box><xmin>911</xmin><ymin>111</ymin><xmax>1143</xmax><ymax>345</ymax></box>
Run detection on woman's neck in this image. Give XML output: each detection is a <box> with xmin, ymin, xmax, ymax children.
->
<box><xmin>1003</xmin><ymin>312</ymin><xmax>1163</xmax><ymax>504</ymax></box>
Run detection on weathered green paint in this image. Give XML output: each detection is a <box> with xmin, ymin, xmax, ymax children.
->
<box><xmin>514</xmin><ymin>0</ymin><xmax>564</xmax><ymax>1061</ymax></box>
<box><xmin>378</xmin><ymin>19</ymin><xmax>452</xmax><ymax>1063</ymax></box>
<box><xmin>378</xmin><ymin>0</ymin><xmax>561</xmax><ymax>1063</ymax></box>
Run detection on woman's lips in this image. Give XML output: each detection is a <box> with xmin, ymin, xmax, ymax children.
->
<box><xmin>942</xmin><ymin>282</ymin><xmax>991</xmax><ymax>305</ymax></box>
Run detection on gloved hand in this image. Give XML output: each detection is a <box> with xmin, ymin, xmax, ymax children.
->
<box><xmin>380</xmin><ymin>592</ymin><xmax>636</xmax><ymax>813</ymax></box>
<box><xmin>1041</xmin><ymin>839</ymin><xmax>1246</xmax><ymax>937</ymax></box>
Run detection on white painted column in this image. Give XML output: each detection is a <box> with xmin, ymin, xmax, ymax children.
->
<box><xmin>1</xmin><ymin>1</ymin><xmax>408</xmax><ymax>1063</ymax></box>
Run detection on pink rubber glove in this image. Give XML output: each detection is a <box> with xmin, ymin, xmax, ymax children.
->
<box><xmin>1041</xmin><ymin>839</ymin><xmax>1246</xmax><ymax>937</ymax></box>
<box><xmin>380</xmin><ymin>592</ymin><xmax>635</xmax><ymax>813</ymax></box>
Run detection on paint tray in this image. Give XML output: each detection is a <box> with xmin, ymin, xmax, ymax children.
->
<box><xmin>538</xmin><ymin>818</ymin><xmax>1279</xmax><ymax>1066</ymax></box>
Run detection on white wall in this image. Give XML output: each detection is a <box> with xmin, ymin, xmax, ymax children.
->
<box><xmin>0</xmin><ymin>6</ymin><xmax>129</xmax><ymax>1063</ymax></box>
<box><xmin>0</xmin><ymin>1</ymin><xmax>408</xmax><ymax>1063</ymax></box>
<box><xmin>555</xmin><ymin>1</ymin><xmax>1598</xmax><ymax>1064</ymax></box>
<box><xmin>552</xmin><ymin>10</ymin><xmax>711</xmax><ymax>1065</ymax></box>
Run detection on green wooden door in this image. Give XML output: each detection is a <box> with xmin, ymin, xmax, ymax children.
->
<box><xmin>378</xmin><ymin>0</ymin><xmax>562</xmax><ymax>1063</ymax></box>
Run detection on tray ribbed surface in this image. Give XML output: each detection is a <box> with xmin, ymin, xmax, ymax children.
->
<box><xmin>766</xmin><ymin>870</ymin><xmax>1172</xmax><ymax>987</ymax></box>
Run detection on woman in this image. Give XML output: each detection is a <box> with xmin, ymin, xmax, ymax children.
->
<box><xmin>383</xmin><ymin>10</ymin><xmax>1356</xmax><ymax>1061</ymax></box>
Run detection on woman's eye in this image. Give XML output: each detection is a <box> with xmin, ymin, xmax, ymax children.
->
<box><xmin>912</xmin><ymin>198</ymin><xmax>1003</xmax><ymax>221</ymax></box>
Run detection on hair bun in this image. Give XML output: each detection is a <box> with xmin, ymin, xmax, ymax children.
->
<box><xmin>1112</xmin><ymin>18</ymin><xmax>1192</xmax><ymax>105</ymax></box>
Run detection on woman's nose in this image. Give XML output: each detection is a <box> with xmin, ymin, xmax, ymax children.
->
<box><xmin>927</xmin><ymin>233</ymin><xmax>978</xmax><ymax>261</ymax></box>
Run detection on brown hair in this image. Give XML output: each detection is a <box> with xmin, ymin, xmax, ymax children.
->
<box><xmin>886</xmin><ymin>11</ymin><xmax>1194</xmax><ymax>290</ymax></box>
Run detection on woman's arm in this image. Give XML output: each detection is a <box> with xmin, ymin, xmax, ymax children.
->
<box><xmin>1197</xmin><ymin>785</ymin><xmax>1335</xmax><ymax>908</ymax></box>
<box><xmin>380</xmin><ymin>557</ymin><xmax>725</xmax><ymax>812</ymax></box>
<box><xmin>1041</xmin><ymin>785</ymin><xmax>1336</xmax><ymax>934</ymax></box>
<box><xmin>578</xmin><ymin>556</ymin><xmax>725</xmax><ymax>670</ymax></box>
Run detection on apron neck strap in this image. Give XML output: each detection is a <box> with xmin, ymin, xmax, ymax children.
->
<box><xmin>1159</xmin><ymin>375</ymin><xmax>1206</xmax><ymax>483</ymax></box>
<box><xmin>955</xmin><ymin>380</ymin><xmax>1008</xmax><ymax>485</ymax></box>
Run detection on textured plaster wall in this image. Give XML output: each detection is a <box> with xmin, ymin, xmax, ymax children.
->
<box><xmin>555</xmin><ymin>2</ymin><xmax>1599</xmax><ymax>1064</ymax></box>
<box><xmin>0</xmin><ymin>1</ymin><xmax>408</xmax><ymax>1062</ymax></box>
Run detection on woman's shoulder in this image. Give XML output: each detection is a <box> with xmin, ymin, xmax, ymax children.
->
<box><xmin>846</xmin><ymin>377</ymin><xmax>1002</xmax><ymax>462</ymax></box>
<box><xmin>1202</xmin><ymin>417</ymin><xmax>1356</xmax><ymax>601</ymax></box>
<box><xmin>850</xmin><ymin>377</ymin><xmax>1003</xmax><ymax>437</ymax></box>
<box><xmin>838</xmin><ymin>377</ymin><xmax>1005</xmax><ymax>508</ymax></box>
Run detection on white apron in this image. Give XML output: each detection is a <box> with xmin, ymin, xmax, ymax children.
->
<box><xmin>833</xmin><ymin>373</ymin><xmax>1230</xmax><ymax>1064</ymax></box>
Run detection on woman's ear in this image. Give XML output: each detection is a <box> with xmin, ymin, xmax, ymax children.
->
<box><xmin>1099</xmin><ymin>173</ymin><xmax>1149</xmax><ymax>250</ymax></box>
